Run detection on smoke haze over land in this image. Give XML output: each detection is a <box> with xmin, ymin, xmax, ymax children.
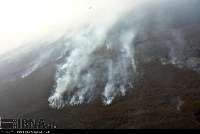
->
<box><xmin>0</xmin><ymin>0</ymin><xmax>200</xmax><ymax>109</ymax></box>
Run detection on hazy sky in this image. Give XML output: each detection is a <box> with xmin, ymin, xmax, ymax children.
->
<box><xmin>0</xmin><ymin>0</ymin><xmax>143</xmax><ymax>55</ymax></box>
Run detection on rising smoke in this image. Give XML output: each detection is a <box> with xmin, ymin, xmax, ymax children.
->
<box><xmin>47</xmin><ymin>0</ymin><xmax>200</xmax><ymax>109</ymax></box>
<box><xmin>48</xmin><ymin>17</ymin><xmax>137</xmax><ymax>108</ymax></box>
<box><xmin>45</xmin><ymin>0</ymin><xmax>145</xmax><ymax>109</ymax></box>
<box><xmin>1</xmin><ymin>0</ymin><xmax>199</xmax><ymax>109</ymax></box>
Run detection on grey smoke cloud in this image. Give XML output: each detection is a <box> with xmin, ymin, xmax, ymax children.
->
<box><xmin>48</xmin><ymin>0</ymin><xmax>200</xmax><ymax>109</ymax></box>
<box><xmin>1</xmin><ymin>0</ymin><xmax>200</xmax><ymax>109</ymax></box>
<box><xmin>48</xmin><ymin>22</ymin><xmax>137</xmax><ymax>108</ymax></box>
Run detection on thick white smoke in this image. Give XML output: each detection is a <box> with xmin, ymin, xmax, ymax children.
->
<box><xmin>1</xmin><ymin>0</ymin><xmax>199</xmax><ymax>109</ymax></box>
<box><xmin>48</xmin><ymin>21</ymin><xmax>137</xmax><ymax>108</ymax></box>
<box><xmin>48</xmin><ymin>0</ymin><xmax>200</xmax><ymax>109</ymax></box>
<box><xmin>45</xmin><ymin>0</ymin><xmax>145</xmax><ymax>109</ymax></box>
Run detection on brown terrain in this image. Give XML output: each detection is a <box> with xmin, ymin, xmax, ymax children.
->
<box><xmin>0</xmin><ymin>58</ymin><xmax>200</xmax><ymax>129</ymax></box>
<box><xmin>1</xmin><ymin>0</ymin><xmax>200</xmax><ymax>129</ymax></box>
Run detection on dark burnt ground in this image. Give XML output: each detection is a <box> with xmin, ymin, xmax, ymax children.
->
<box><xmin>1</xmin><ymin>1</ymin><xmax>200</xmax><ymax>128</ymax></box>
<box><xmin>1</xmin><ymin>59</ymin><xmax>200</xmax><ymax>129</ymax></box>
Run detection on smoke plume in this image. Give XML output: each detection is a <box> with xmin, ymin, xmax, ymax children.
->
<box><xmin>47</xmin><ymin>0</ymin><xmax>200</xmax><ymax>109</ymax></box>
<box><xmin>1</xmin><ymin>0</ymin><xmax>200</xmax><ymax>109</ymax></box>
